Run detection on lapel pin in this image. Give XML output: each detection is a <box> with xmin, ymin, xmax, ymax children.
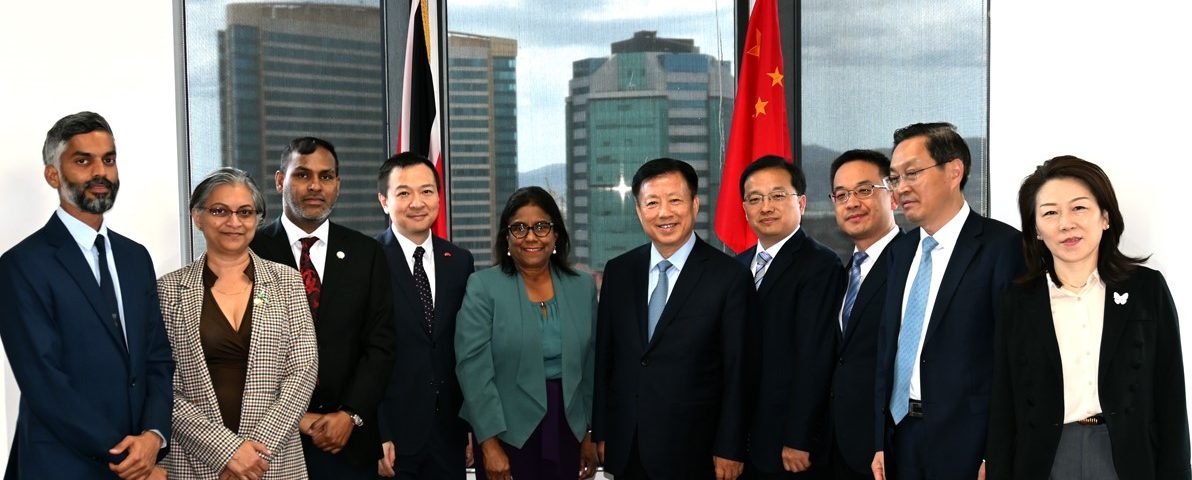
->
<box><xmin>1113</xmin><ymin>292</ymin><xmax>1128</xmax><ymax>305</ymax></box>
<box><xmin>336</xmin><ymin>251</ymin><xmax>345</xmax><ymax>259</ymax></box>
<box><xmin>444</xmin><ymin>251</ymin><xmax>452</xmax><ymax>257</ymax></box>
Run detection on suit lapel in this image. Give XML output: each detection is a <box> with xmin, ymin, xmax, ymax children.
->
<box><xmin>1027</xmin><ymin>278</ymin><xmax>1065</xmax><ymax>381</ymax></box>
<box><xmin>646</xmin><ymin>240</ymin><xmax>706</xmax><ymax>352</ymax></box>
<box><xmin>757</xmin><ymin>230</ymin><xmax>804</xmax><ymax>298</ymax></box>
<box><xmin>261</xmin><ymin>219</ymin><xmax>298</xmax><ymax>270</ymax></box>
<box><xmin>431</xmin><ymin>236</ymin><xmax>455</xmax><ymax>341</ymax></box>
<box><xmin>843</xmin><ymin>231</ymin><xmax>903</xmax><ymax>346</ymax></box>
<box><xmin>924</xmin><ymin>212</ymin><xmax>982</xmax><ymax>345</ymax></box>
<box><xmin>318</xmin><ymin>223</ymin><xmax>346</xmax><ymax>320</ymax></box>
<box><xmin>631</xmin><ymin>246</ymin><xmax>651</xmax><ymax>350</ymax></box>
<box><xmin>1099</xmin><ymin>277</ymin><xmax>1133</xmax><ymax>382</ymax></box>
<box><xmin>47</xmin><ymin>216</ymin><xmax>128</xmax><ymax>354</ymax></box>
<box><xmin>111</xmin><ymin>234</ymin><xmax>140</xmax><ymax>363</ymax></box>
<box><xmin>176</xmin><ymin>255</ymin><xmax>227</xmax><ymax>425</ymax></box>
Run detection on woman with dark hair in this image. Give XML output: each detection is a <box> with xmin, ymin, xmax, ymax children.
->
<box><xmin>456</xmin><ymin>186</ymin><xmax>600</xmax><ymax>480</ymax></box>
<box><xmin>987</xmin><ymin>156</ymin><xmax>1190</xmax><ymax>479</ymax></box>
<box><xmin>158</xmin><ymin>168</ymin><xmax>318</xmax><ymax>480</ymax></box>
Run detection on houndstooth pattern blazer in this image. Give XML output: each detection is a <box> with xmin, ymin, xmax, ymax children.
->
<box><xmin>157</xmin><ymin>251</ymin><xmax>318</xmax><ymax>479</ymax></box>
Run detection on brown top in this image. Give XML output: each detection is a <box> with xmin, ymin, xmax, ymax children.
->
<box><xmin>200</xmin><ymin>260</ymin><xmax>255</xmax><ymax>433</ymax></box>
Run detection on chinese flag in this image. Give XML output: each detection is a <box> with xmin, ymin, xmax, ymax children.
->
<box><xmin>397</xmin><ymin>0</ymin><xmax>448</xmax><ymax>237</ymax></box>
<box><xmin>714</xmin><ymin>0</ymin><xmax>791</xmax><ymax>253</ymax></box>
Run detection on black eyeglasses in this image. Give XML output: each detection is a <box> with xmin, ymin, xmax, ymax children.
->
<box><xmin>205</xmin><ymin>206</ymin><xmax>258</xmax><ymax>220</ymax></box>
<box><xmin>507</xmin><ymin>221</ymin><xmax>553</xmax><ymax>238</ymax></box>
<box><xmin>829</xmin><ymin>184</ymin><xmax>889</xmax><ymax>204</ymax></box>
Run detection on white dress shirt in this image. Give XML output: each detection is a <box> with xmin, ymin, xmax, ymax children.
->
<box><xmin>56</xmin><ymin>208</ymin><xmax>126</xmax><ymax>342</ymax></box>
<box><xmin>280</xmin><ymin>215</ymin><xmax>330</xmax><ymax>280</ymax></box>
<box><xmin>392</xmin><ymin>226</ymin><xmax>437</xmax><ymax>303</ymax></box>
<box><xmin>839</xmin><ymin>225</ymin><xmax>899</xmax><ymax>330</ymax></box>
<box><xmin>647</xmin><ymin>233</ymin><xmax>697</xmax><ymax>303</ymax></box>
<box><xmin>1049</xmin><ymin>270</ymin><xmax>1106</xmax><ymax>423</ymax></box>
<box><xmin>749</xmin><ymin>226</ymin><xmax>800</xmax><ymax>278</ymax></box>
<box><xmin>901</xmin><ymin>202</ymin><xmax>970</xmax><ymax>401</ymax></box>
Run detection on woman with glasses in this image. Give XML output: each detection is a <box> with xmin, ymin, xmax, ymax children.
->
<box><xmin>157</xmin><ymin>167</ymin><xmax>318</xmax><ymax>480</ymax></box>
<box><xmin>986</xmin><ymin>156</ymin><xmax>1189</xmax><ymax>479</ymax></box>
<box><xmin>456</xmin><ymin>186</ymin><xmax>600</xmax><ymax>480</ymax></box>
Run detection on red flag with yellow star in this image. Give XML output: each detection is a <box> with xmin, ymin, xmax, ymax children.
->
<box><xmin>715</xmin><ymin>0</ymin><xmax>791</xmax><ymax>253</ymax></box>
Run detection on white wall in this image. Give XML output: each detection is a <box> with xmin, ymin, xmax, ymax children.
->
<box><xmin>0</xmin><ymin>0</ymin><xmax>184</xmax><ymax>467</ymax></box>
<box><xmin>1</xmin><ymin>0</ymin><xmax>1189</xmax><ymax>474</ymax></box>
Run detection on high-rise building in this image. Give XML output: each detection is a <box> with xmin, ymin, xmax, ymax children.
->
<box><xmin>219</xmin><ymin>3</ymin><xmax>386</xmax><ymax>235</ymax></box>
<box><xmin>566</xmin><ymin>31</ymin><xmax>734</xmax><ymax>271</ymax></box>
<box><xmin>446</xmin><ymin>32</ymin><xmax>518</xmax><ymax>267</ymax></box>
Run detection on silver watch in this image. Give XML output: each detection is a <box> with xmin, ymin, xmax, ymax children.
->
<box><xmin>346</xmin><ymin>411</ymin><xmax>363</xmax><ymax>427</ymax></box>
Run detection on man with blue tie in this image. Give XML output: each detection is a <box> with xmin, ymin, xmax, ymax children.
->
<box><xmin>0</xmin><ymin>112</ymin><xmax>173</xmax><ymax>479</ymax></box>
<box><xmin>870</xmin><ymin>123</ymin><xmax>1023</xmax><ymax>479</ymax></box>
<box><xmin>826</xmin><ymin>150</ymin><xmax>900</xmax><ymax>480</ymax></box>
<box><xmin>735</xmin><ymin>156</ymin><xmax>843</xmax><ymax>479</ymax></box>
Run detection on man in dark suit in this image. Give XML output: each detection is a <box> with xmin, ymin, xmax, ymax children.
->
<box><xmin>250</xmin><ymin>136</ymin><xmax>397</xmax><ymax>478</ymax></box>
<box><xmin>826</xmin><ymin>150</ymin><xmax>900</xmax><ymax>480</ymax></box>
<box><xmin>871</xmin><ymin>123</ymin><xmax>1023</xmax><ymax>480</ymax></box>
<box><xmin>374</xmin><ymin>152</ymin><xmax>474</xmax><ymax>479</ymax></box>
<box><xmin>593</xmin><ymin>157</ymin><xmax>754</xmax><ymax>480</ymax></box>
<box><xmin>0</xmin><ymin>112</ymin><xmax>173</xmax><ymax>479</ymax></box>
<box><xmin>735</xmin><ymin>156</ymin><xmax>843</xmax><ymax>479</ymax></box>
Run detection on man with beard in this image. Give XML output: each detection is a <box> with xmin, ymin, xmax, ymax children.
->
<box><xmin>0</xmin><ymin>111</ymin><xmax>174</xmax><ymax>479</ymax></box>
<box><xmin>250</xmin><ymin>136</ymin><xmax>397</xmax><ymax>478</ymax></box>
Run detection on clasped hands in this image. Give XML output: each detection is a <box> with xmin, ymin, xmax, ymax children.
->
<box><xmin>299</xmin><ymin>411</ymin><xmax>354</xmax><ymax>454</ymax></box>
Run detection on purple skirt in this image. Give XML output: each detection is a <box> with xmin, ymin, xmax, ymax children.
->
<box><xmin>474</xmin><ymin>379</ymin><xmax>581</xmax><ymax>480</ymax></box>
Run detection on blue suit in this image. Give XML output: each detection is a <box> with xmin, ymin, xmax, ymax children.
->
<box><xmin>0</xmin><ymin>213</ymin><xmax>173</xmax><ymax>478</ymax></box>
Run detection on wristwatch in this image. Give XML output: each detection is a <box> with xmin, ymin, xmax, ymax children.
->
<box><xmin>344</xmin><ymin>410</ymin><xmax>364</xmax><ymax>427</ymax></box>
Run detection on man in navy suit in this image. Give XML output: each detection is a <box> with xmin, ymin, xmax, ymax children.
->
<box><xmin>871</xmin><ymin>123</ymin><xmax>1023</xmax><ymax>480</ymax></box>
<box><xmin>826</xmin><ymin>150</ymin><xmax>900</xmax><ymax>480</ymax></box>
<box><xmin>735</xmin><ymin>156</ymin><xmax>842</xmax><ymax>479</ymax></box>
<box><xmin>0</xmin><ymin>112</ymin><xmax>173</xmax><ymax>479</ymax></box>
<box><xmin>593</xmin><ymin>158</ymin><xmax>754</xmax><ymax>480</ymax></box>
<box><xmin>374</xmin><ymin>152</ymin><xmax>474</xmax><ymax>479</ymax></box>
<box><xmin>250</xmin><ymin>136</ymin><xmax>397</xmax><ymax>478</ymax></box>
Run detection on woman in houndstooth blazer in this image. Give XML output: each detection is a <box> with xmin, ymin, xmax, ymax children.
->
<box><xmin>157</xmin><ymin>168</ymin><xmax>318</xmax><ymax>480</ymax></box>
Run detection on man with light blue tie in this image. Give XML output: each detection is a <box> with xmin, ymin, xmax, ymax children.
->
<box><xmin>0</xmin><ymin>112</ymin><xmax>173</xmax><ymax>479</ymax></box>
<box><xmin>870</xmin><ymin>123</ymin><xmax>1023</xmax><ymax>480</ymax></box>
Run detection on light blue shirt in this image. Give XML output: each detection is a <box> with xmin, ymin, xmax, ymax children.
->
<box><xmin>646</xmin><ymin>233</ymin><xmax>697</xmax><ymax>303</ymax></box>
<box><xmin>56</xmin><ymin>207</ymin><xmax>126</xmax><ymax>343</ymax></box>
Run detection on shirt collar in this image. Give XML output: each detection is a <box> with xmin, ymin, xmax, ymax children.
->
<box><xmin>1048</xmin><ymin>269</ymin><xmax>1104</xmax><ymax>299</ymax></box>
<box><xmin>649</xmin><ymin>232</ymin><xmax>697</xmax><ymax>272</ymax></box>
<box><xmin>919</xmin><ymin>201</ymin><xmax>970</xmax><ymax>251</ymax></box>
<box><xmin>280</xmin><ymin>214</ymin><xmax>330</xmax><ymax>246</ymax></box>
<box><xmin>391</xmin><ymin>225</ymin><xmax>434</xmax><ymax>257</ymax></box>
<box><xmin>56</xmin><ymin>207</ymin><xmax>109</xmax><ymax>250</ymax></box>
<box><xmin>855</xmin><ymin>225</ymin><xmax>900</xmax><ymax>259</ymax></box>
<box><xmin>755</xmin><ymin>226</ymin><xmax>800</xmax><ymax>259</ymax></box>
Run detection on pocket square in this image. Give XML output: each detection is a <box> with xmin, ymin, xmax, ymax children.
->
<box><xmin>1113</xmin><ymin>291</ymin><xmax>1128</xmax><ymax>305</ymax></box>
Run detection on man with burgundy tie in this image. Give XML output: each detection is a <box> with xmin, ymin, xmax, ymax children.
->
<box><xmin>0</xmin><ymin>112</ymin><xmax>173</xmax><ymax>478</ymax></box>
<box><xmin>826</xmin><ymin>150</ymin><xmax>901</xmax><ymax>480</ymax></box>
<box><xmin>373</xmin><ymin>152</ymin><xmax>474</xmax><ymax>479</ymax></box>
<box><xmin>870</xmin><ymin>123</ymin><xmax>1023</xmax><ymax>480</ymax></box>
<box><xmin>250</xmin><ymin>136</ymin><xmax>397</xmax><ymax>478</ymax></box>
<box><xmin>734</xmin><ymin>156</ymin><xmax>843</xmax><ymax>479</ymax></box>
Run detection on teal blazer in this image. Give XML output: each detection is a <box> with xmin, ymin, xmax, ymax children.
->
<box><xmin>456</xmin><ymin>265</ymin><xmax>597</xmax><ymax>448</ymax></box>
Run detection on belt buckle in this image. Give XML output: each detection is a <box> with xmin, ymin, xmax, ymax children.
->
<box><xmin>908</xmin><ymin>400</ymin><xmax>924</xmax><ymax>418</ymax></box>
<box><xmin>1076</xmin><ymin>414</ymin><xmax>1104</xmax><ymax>426</ymax></box>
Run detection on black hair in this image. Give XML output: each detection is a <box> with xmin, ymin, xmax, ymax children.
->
<box><xmin>739</xmin><ymin>155</ymin><xmax>805</xmax><ymax>198</ymax></box>
<box><xmin>892</xmin><ymin>122</ymin><xmax>971</xmax><ymax>190</ymax></box>
<box><xmin>377</xmin><ymin>151</ymin><xmax>441</xmax><ymax>195</ymax></box>
<box><xmin>495</xmin><ymin>186</ymin><xmax>577</xmax><ymax>276</ymax></box>
<box><xmin>829</xmin><ymin>149</ymin><xmax>891</xmax><ymax>184</ymax></box>
<box><xmin>280</xmin><ymin>136</ymin><xmax>339</xmax><ymax>172</ymax></box>
<box><xmin>631</xmin><ymin>157</ymin><xmax>698</xmax><ymax>199</ymax></box>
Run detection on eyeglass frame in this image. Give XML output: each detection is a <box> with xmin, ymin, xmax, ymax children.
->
<box><xmin>203</xmin><ymin>205</ymin><xmax>259</xmax><ymax>220</ymax></box>
<box><xmin>828</xmin><ymin>183</ymin><xmax>890</xmax><ymax>205</ymax></box>
<box><xmin>507</xmin><ymin>221</ymin><xmax>554</xmax><ymax>239</ymax></box>
<box><xmin>885</xmin><ymin>159</ymin><xmax>953</xmax><ymax>189</ymax></box>
<box><xmin>743</xmin><ymin>190</ymin><xmax>800</xmax><ymax>207</ymax></box>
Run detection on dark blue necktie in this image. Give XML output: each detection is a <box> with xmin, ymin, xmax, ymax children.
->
<box><xmin>95</xmin><ymin>234</ymin><xmax>125</xmax><ymax>349</ymax></box>
<box><xmin>841</xmin><ymin>251</ymin><xmax>868</xmax><ymax>331</ymax></box>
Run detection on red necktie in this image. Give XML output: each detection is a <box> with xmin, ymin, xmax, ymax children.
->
<box><xmin>299</xmin><ymin>236</ymin><xmax>322</xmax><ymax>321</ymax></box>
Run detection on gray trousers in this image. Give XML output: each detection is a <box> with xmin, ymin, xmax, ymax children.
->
<box><xmin>1049</xmin><ymin>423</ymin><xmax>1118</xmax><ymax>480</ymax></box>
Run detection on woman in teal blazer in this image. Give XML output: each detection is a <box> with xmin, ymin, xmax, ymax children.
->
<box><xmin>456</xmin><ymin>186</ymin><xmax>599</xmax><ymax>480</ymax></box>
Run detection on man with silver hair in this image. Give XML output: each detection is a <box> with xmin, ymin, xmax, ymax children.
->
<box><xmin>250</xmin><ymin>136</ymin><xmax>396</xmax><ymax>478</ymax></box>
<box><xmin>0</xmin><ymin>111</ymin><xmax>174</xmax><ymax>479</ymax></box>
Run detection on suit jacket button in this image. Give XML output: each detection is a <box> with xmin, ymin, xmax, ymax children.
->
<box><xmin>640</xmin><ymin>359</ymin><xmax>648</xmax><ymax>367</ymax></box>
<box><xmin>837</xmin><ymin>358</ymin><xmax>845</xmax><ymax>365</ymax></box>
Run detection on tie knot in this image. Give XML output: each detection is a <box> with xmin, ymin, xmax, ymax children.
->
<box><xmin>300</xmin><ymin>236</ymin><xmax>319</xmax><ymax>250</ymax></box>
<box><xmin>94</xmin><ymin>234</ymin><xmax>107</xmax><ymax>250</ymax></box>
<box><xmin>656</xmin><ymin>259</ymin><xmax>672</xmax><ymax>273</ymax></box>
<box><xmin>413</xmin><ymin>246</ymin><xmax>426</xmax><ymax>259</ymax></box>
<box><xmin>756</xmin><ymin>250</ymin><xmax>772</xmax><ymax>267</ymax></box>
<box><xmin>852</xmin><ymin>251</ymin><xmax>868</xmax><ymax>266</ymax></box>
<box><xmin>921</xmin><ymin>236</ymin><xmax>939</xmax><ymax>253</ymax></box>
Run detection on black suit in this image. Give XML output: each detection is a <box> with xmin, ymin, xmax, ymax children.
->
<box><xmin>593</xmin><ymin>236</ymin><xmax>754</xmax><ymax>480</ymax></box>
<box><xmin>375</xmin><ymin>229</ymin><xmax>474</xmax><ymax>479</ymax></box>
<box><xmin>828</xmin><ymin>230</ymin><xmax>901</xmax><ymax>479</ymax></box>
<box><xmin>873</xmin><ymin>210</ymin><xmax>1023</xmax><ymax>478</ymax></box>
<box><xmin>736</xmin><ymin>229</ymin><xmax>843</xmax><ymax>478</ymax></box>
<box><xmin>251</xmin><ymin>220</ymin><xmax>397</xmax><ymax>470</ymax></box>
<box><xmin>986</xmin><ymin>267</ymin><xmax>1190</xmax><ymax>480</ymax></box>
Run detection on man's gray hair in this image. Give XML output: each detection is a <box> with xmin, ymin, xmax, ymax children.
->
<box><xmin>43</xmin><ymin>112</ymin><xmax>113</xmax><ymax>167</ymax></box>
<box><xmin>189</xmin><ymin>167</ymin><xmax>267</xmax><ymax>219</ymax></box>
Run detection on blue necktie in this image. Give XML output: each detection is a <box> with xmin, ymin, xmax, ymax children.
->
<box><xmin>841</xmin><ymin>251</ymin><xmax>868</xmax><ymax>331</ymax></box>
<box><xmin>890</xmin><ymin>236</ymin><xmax>938</xmax><ymax>424</ymax></box>
<box><xmin>752</xmin><ymin>251</ymin><xmax>772</xmax><ymax>290</ymax></box>
<box><xmin>647</xmin><ymin>260</ymin><xmax>672</xmax><ymax>341</ymax></box>
<box><xmin>95</xmin><ymin>235</ymin><xmax>126</xmax><ymax>350</ymax></box>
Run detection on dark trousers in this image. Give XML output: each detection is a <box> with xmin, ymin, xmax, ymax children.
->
<box><xmin>304</xmin><ymin>441</ymin><xmax>376</xmax><ymax>480</ymax></box>
<box><xmin>393</xmin><ymin>421</ymin><xmax>466</xmax><ymax>480</ymax></box>
<box><xmin>1049</xmin><ymin>423</ymin><xmax>1118</xmax><ymax>480</ymax></box>
<box><xmin>473</xmin><ymin>380</ymin><xmax>580</xmax><ymax>480</ymax></box>
<box><xmin>887</xmin><ymin>415</ymin><xmax>981</xmax><ymax>480</ymax></box>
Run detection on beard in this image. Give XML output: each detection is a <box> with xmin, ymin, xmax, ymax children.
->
<box><xmin>63</xmin><ymin>176</ymin><xmax>120</xmax><ymax>214</ymax></box>
<box><xmin>283</xmin><ymin>191</ymin><xmax>333</xmax><ymax>224</ymax></box>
